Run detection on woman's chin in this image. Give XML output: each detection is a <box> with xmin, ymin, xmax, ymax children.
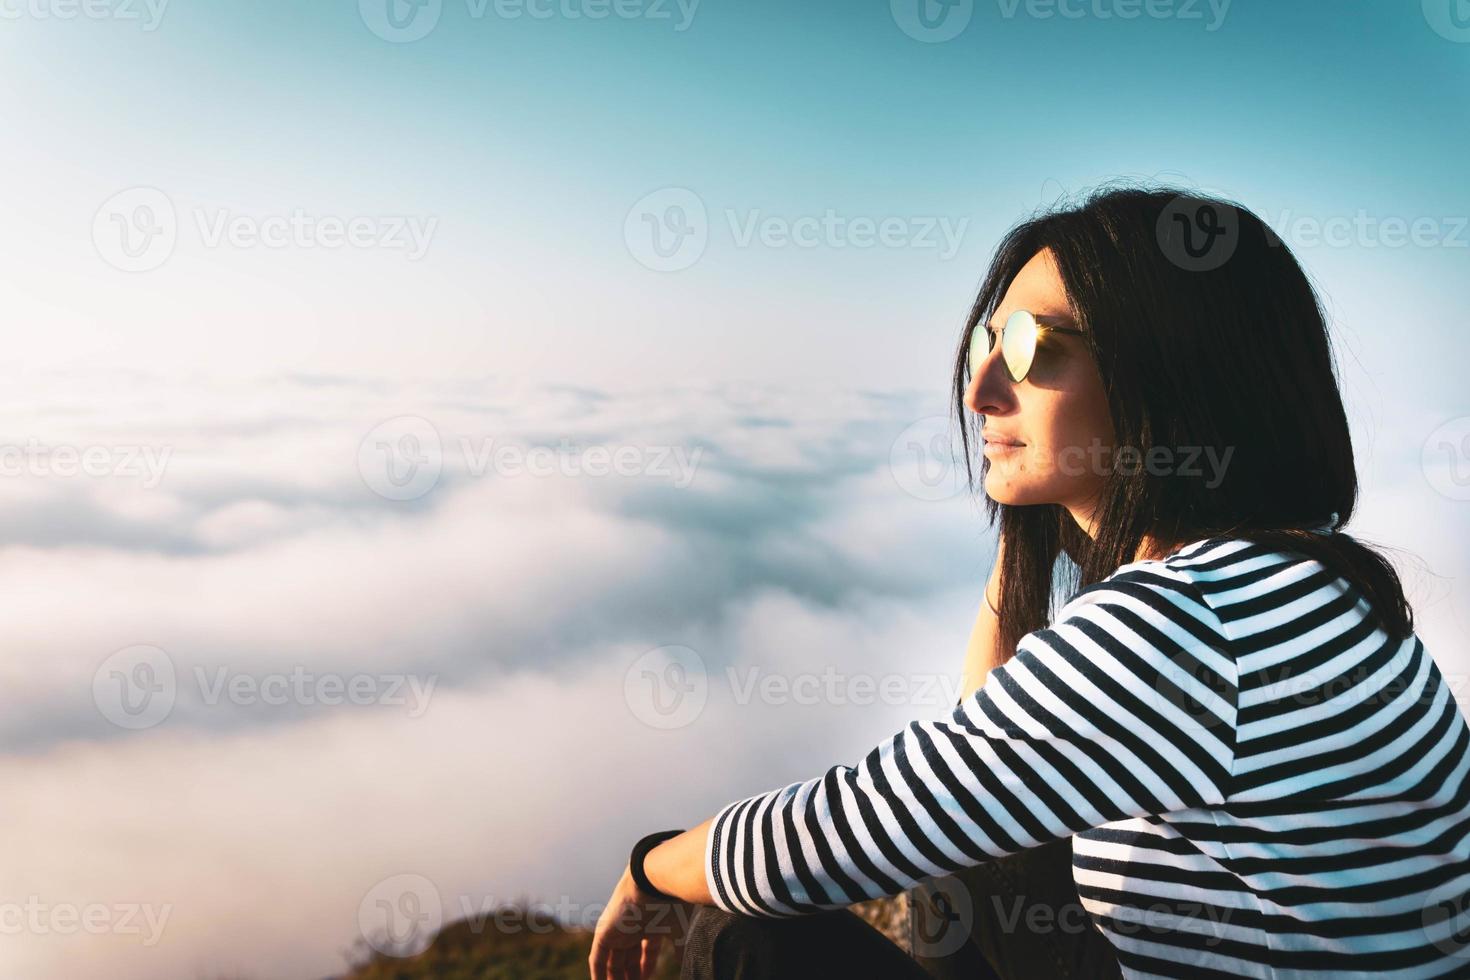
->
<box><xmin>982</xmin><ymin>474</ymin><xmax>1026</xmax><ymax>505</ymax></box>
<box><xmin>982</xmin><ymin>472</ymin><xmax>1053</xmax><ymax>507</ymax></box>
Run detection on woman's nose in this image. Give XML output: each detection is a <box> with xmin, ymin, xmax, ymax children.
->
<box><xmin>964</xmin><ymin>340</ymin><xmax>1019</xmax><ymax>416</ymax></box>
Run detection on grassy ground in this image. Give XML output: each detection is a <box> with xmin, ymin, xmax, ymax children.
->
<box><xmin>338</xmin><ymin>893</ymin><xmax>909</xmax><ymax>979</ymax></box>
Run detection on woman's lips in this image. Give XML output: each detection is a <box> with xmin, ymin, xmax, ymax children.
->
<box><xmin>982</xmin><ymin>436</ymin><xmax>1025</xmax><ymax>458</ymax></box>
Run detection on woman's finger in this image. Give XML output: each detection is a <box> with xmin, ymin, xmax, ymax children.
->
<box><xmin>639</xmin><ymin>935</ymin><xmax>662</xmax><ymax>978</ymax></box>
<box><xmin>588</xmin><ymin>930</ymin><xmax>614</xmax><ymax>980</ymax></box>
<box><xmin>611</xmin><ymin>944</ymin><xmax>637</xmax><ymax>980</ymax></box>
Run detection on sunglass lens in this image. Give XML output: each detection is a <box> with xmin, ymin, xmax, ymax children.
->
<box><xmin>1001</xmin><ymin>309</ymin><xmax>1037</xmax><ymax>383</ymax></box>
<box><xmin>967</xmin><ymin>323</ymin><xmax>989</xmax><ymax>377</ymax></box>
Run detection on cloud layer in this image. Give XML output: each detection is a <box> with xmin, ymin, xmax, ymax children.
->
<box><xmin>0</xmin><ymin>373</ymin><xmax>994</xmax><ymax>978</ymax></box>
<box><xmin>1</xmin><ymin>371</ymin><xmax>1464</xmax><ymax>978</ymax></box>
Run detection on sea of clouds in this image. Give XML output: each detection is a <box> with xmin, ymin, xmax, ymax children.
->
<box><xmin>0</xmin><ymin>371</ymin><xmax>999</xmax><ymax>978</ymax></box>
<box><xmin>0</xmin><ymin>369</ymin><xmax>1464</xmax><ymax>978</ymax></box>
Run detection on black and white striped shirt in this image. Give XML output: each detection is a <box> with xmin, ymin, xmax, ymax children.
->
<box><xmin>703</xmin><ymin>535</ymin><xmax>1470</xmax><ymax>978</ymax></box>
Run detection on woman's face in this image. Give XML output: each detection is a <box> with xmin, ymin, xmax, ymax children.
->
<box><xmin>963</xmin><ymin>247</ymin><xmax>1115</xmax><ymax>522</ymax></box>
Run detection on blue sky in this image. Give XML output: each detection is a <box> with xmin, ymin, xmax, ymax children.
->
<box><xmin>1</xmin><ymin>3</ymin><xmax>1467</xmax><ymax>977</ymax></box>
<box><xmin>2</xmin><ymin>0</ymin><xmax>1466</xmax><ymax>389</ymax></box>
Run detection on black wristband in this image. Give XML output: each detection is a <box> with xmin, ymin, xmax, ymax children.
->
<box><xmin>629</xmin><ymin>828</ymin><xmax>686</xmax><ymax>901</ymax></box>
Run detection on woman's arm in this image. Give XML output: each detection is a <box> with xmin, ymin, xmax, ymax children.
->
<box><xmin>703</xmin><ymin>565</ymin><xmax>1238</xmax><ymax>917</ymax></box>
<box><xmin>959</xmin><ymin>535</ymin><xmax>1008</xmax><ymax>701</ymax></box>
<box><xmin>639</xmin><ymin>817</ymin><xmax>714</xmax><ymax>905</ymax></box>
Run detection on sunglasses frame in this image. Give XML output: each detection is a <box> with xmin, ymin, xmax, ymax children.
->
<box><xmin>969</xmin><ymin>309</ymin><xmax>1087</xmax><ymax>384</ymax></box>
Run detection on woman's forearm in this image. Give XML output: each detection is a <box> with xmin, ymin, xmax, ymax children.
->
<box><xmin>959</xmin><ymin>537</ymin><xmax>1008</xmax><ymax>700</ymax></box>
<box><xmin>640</xmin><ymin>816</ymin><xmax>715</xmax><ymax>905</ymax></box>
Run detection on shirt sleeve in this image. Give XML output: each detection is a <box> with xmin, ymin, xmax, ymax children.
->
<box><xmin>702</xmin><ymin>564</ymin><xmax>1239</xmax><ymax>917</ymax></box>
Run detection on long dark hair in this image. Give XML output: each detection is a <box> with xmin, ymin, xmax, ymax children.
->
<box><xmin>952</xmin><ymin>183</ymin><xmax>1415</xmax><ymax>658</ymax></box>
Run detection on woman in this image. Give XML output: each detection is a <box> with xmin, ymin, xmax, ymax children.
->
<box><xmin>590</xmin><ymin>185</ymin><xmax>1470</xmax><ymax>979</ymax></box>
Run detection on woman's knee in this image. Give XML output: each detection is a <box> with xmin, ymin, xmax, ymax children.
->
<box><xmin>681</xmin><ymin>905</ymin><xmax>877</xmax><ymax>980</ymax></box>
<box><xmin>681</xmin><ymin>904</ymin><xmax>928</xmax><ymax>980</ymax></box>
<box><xmin>685</xmin><ymin>905</ymin><xmax>786</xmax><ymax>951</ymax></box>
<box><xmin>681</xmin><ymin>906</ymin><xmax>775</xmax><ymax>980</ymax></box>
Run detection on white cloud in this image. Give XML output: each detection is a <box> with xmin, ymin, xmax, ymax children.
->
<box><xmin>1</xmin><ymin>371</ymin><xmax>1465</xmax><ymax>979</ymax></box>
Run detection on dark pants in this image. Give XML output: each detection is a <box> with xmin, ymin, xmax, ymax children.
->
<box><xmin>679</xmin><ymin>904</ymin><xmax>940</xmax><ymax>980</ymax></box>
<box><xmin>911</xmin><ymin>838</ymin><xmax>1123</xmax><ymax>980</ymax></box>
<box><xmin>681</xmin><ymin>839</ymin><xmax>1121</xmax><ymax>980</ymax></box>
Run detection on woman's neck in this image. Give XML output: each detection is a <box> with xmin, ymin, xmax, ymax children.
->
<box><xmin>1067</xmin><ymin>505</ymin><xmax>1181</xmax><ymax>563</ymax></box>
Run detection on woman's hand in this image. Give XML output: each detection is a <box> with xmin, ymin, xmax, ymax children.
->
<box><xmin>588</xmin><ymin>865</ymin><xmax>685</xmax><ymax>980</ymax></box>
